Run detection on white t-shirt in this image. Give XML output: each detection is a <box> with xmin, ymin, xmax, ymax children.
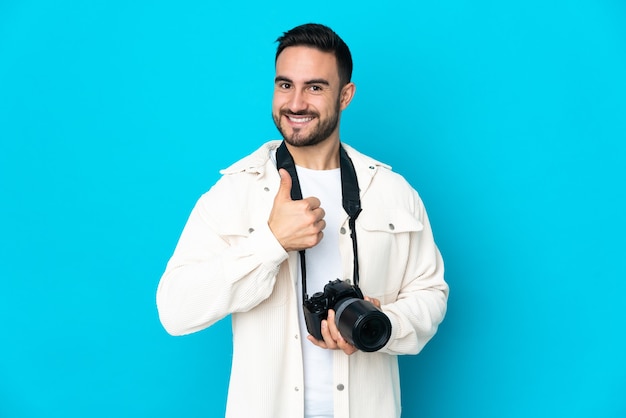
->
<box><xmin>295</xmin><ymin>165</ymin><xmax>343</xmax><ymax>418</ymax></box>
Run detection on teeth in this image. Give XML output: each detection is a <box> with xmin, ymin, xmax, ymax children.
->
<box><xmin>288</xmin><ymin>116</ymin><xmax>313</xmax><ymax>123</ymax></box>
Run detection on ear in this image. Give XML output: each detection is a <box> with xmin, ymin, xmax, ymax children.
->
<box><xmin>339</xmin><ymin>82</ymin><xmax>356</xmax><ymax>110</ymax></box>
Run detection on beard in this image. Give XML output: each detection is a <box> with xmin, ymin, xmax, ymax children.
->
<box><xmin>273</xmin><ymin>98</ymin><xmax>341</xmax><ymax>147</ymax></box>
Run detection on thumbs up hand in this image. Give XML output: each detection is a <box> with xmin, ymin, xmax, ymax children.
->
<box><xmin>268</xmin><ymin>169</ymin><xmax>326</xmax><ymax>252</ymax></box>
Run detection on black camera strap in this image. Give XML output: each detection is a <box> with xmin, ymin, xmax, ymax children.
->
<box><xmin>276</xmin><ymin>141</ymin><xmax>362</xmax><ymax>303</ymax></box>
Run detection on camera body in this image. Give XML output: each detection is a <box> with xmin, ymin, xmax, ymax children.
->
<box><xmin>303</xmin><ymin>279</ymin><xmax>392</xmax><ymax>352</ymax></box>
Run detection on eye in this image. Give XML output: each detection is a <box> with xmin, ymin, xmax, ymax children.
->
<box><xmin>278</xmin><ymin>82</ymin><xmax>291</xmax><ymax>89</ymax></box>
<box><xmin>308</xmin><ymin>85</ymin><xmax>323</xmax><ymax>93</ymax></box>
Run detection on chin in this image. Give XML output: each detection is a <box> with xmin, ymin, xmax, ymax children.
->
<box><xmin>284</xmin><ymin>134</ymin><xmax>327</xmax><ymax>148</ymax></box>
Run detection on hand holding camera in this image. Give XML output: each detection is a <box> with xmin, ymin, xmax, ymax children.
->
<box><xmin>308</xmin><ymin>308</ymin><xmax>358</xmax><ymax>355</ymax></box>
<box><xmin>304</xmin><ymin>279</ymin><xmax>392</xmax><ymax>353</ymax></box>
<box><xmin>307</xmin><ymin>295</ymin><xmax>382</xmax><ymax>355</ymax></box>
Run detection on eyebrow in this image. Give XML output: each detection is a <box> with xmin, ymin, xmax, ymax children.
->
<box><xmin>274</xmin><ymin>76</ymin><xmax>330</xmax><ymax>86</ymax></box>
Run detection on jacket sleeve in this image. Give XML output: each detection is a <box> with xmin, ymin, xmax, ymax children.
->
<box><xmin>156</xmin><ymin>177</ymin><xmax>288</xmax><ymax>336</ymax></box>
<box><xmin>379</xmin><ymin>187</ymin><xmax>449</xmax><ymax>356</ymax></box>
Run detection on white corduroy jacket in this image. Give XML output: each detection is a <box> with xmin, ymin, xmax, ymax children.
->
<box><xmin>156</xmin><ymin>141</ymin><xmax>449</xmax><ymax>418</ymax></box>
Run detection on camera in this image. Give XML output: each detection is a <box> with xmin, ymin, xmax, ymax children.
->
<box><xmin>303</xmin><ymin>279</ymin><xmax>392</xmax><ymax>352</ymax></box>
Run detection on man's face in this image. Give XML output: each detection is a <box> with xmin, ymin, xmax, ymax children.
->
<box><xmin>272</xmin><ymin>46</ymin><xmax>349</xmax><ymax>147</ymax></box>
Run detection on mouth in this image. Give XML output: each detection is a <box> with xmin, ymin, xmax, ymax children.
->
<box><xmin>287</xmin><ymin>115</ymin><xmax>314</xmax><ymax>123</ymax></box>
<box><xmin>283</xmin><ymin>112</ymin><xmax>316</xmax><ymax>127</ymax></box>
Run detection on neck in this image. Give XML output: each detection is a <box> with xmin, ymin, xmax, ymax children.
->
<box><xmin>284</xmin><ymin>138</ymin><xmax>341</xmax><ymax>170</ymax></box>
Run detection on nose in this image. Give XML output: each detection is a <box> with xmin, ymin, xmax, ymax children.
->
<box><xmin>287</xmin><ymin>89</ymin><xmax>307</xmax><ymax>113</ymax></box>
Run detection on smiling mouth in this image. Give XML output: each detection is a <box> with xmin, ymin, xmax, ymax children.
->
<box><xmin>286</xmin><ymin>115</ymin><xmax>314</xmax><ymax>124</ymax></box>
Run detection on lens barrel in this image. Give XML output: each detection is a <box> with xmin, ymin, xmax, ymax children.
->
<box><xmin>334</xmin><ymin>298</ymin><xmax>392</xmax><ymax>352</ymax></box>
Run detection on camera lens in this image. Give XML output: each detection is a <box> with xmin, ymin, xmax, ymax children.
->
<box><xmin>358</xmin><ymin>316</ymin><xmax>389</xmax><ymax>347</ymax></box>
<box><xmin>334</xmin><ymin>298</ymin><xmax>392</xmax><ymax>352</ymax></box>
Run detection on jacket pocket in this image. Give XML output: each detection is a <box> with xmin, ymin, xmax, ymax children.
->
<box><xmin>356</xmin><ymin>208</ymin><xmax>423</xmax><ymax>299</ymax></box>
<box><xmin>212</xmin><ymin>219</ymin><xmax>289</xmax><ymax>308</ymax></box>
<box><xmin>359</xmin><ymin>208</ymin><xmax>423</xmax><ymax>234</ymax></box>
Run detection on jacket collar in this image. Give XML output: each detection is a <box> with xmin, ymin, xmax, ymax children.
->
<box><xmin>219</xmin><ymin>140</ymin><xmax>282</xmax><ymax>176</ymax></box>
<box><xmin>219</xmin><ymin>141</ymin><xmax>391</xmax><ymax>197</ymax></box>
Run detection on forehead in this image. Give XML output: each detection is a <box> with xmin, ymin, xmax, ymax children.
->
<box><xmin>275</xmin><ymin>46</ymin><xmax>340</xmax><ymax>83</ymax></box>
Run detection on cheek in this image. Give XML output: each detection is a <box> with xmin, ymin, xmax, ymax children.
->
<box><xmin>323</xmin><ymin>96</ymin><xmax>340</xmax><ymax>115</ymax></box>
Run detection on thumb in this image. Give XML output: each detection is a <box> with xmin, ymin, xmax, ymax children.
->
<box><xmin>276</xmin><ymin>168</ymin><xmax>293</xmax><ymax>201</ymax></box>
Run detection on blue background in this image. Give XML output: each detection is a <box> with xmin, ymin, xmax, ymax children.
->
<box><xmin>1</xmin><ymin>0</ymin><xmax>625</xmax><ymax>417</ymax></box>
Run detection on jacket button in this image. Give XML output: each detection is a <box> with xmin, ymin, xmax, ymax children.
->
<box><xmin>340</xmin><ymin>227</ymin><xmax>346</xmax><ymax>234</ymax></box>
<box><xmin>389</xmin><ymin>223</ymin><xmax>395</xmax><ymax>231</ymax></box>
<box><xmin>264</xmin><ymin>187</ymin><xmax>270</xmax><ymax>192</ymax></box>
<box><xmin>337</xmin><ymin>384</ymin><xmax>345</xmax><ymax>391</ymax></box>
<box><xmin>294</xmin><ymin>387</ymin><xmax>300</xmax><ymax>392</ymax></box>
<box><xmin>248</xmin><ymin>228</ymin><xmax>255</xmax><ymax>233</ymax></box>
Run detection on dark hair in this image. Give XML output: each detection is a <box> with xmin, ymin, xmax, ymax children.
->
<box><xmin>275</xmin><ymin>23</ymin><xmax>353</xmax><ymax>86</ymax></box>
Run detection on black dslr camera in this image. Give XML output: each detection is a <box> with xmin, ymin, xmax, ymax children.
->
<box><xmin>303</xmin><ymin>279</ymin><xmax>392</xmax><ymax>352</ymax></box>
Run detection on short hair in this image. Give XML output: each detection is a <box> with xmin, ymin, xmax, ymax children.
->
<box><xmin>275</xmin><ymin>23</ymin><xmax>353</xmax><ymax>86</ymax></box>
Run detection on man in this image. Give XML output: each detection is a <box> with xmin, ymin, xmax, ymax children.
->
<box><xmin>157</xmin><ymin>23</ymin><xmax>448</xmax><ymax>418</ymax></box>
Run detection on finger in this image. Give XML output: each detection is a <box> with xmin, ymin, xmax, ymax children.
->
<box><xmin>327</xmin><ymin>311</ymin><xmax>358</xmax><ymax>355</ymax></box>
<box><xmin>337</xmin><ymin>336</ymin><xmax>358</xmax><ymax>355</ymax></box>
<box><xmin>334</xmin><ymin>331</ymin><xmax>358</xmax><ymax>355</ymax></box>
<box><xmin>304</xmin><ymin>196</ymin><xmax>321</xmax><ymax>210</ymax></box>
<box><xmin>309</xmin><ymin>323</ymin><xmax>356</xmax><ymax>355</ymax></box>
<box><xmin>307</xmin><ymin>334</ymin><xmax>328</xmax><ymax>349</ymax></box>
<box><xmin>275</xmin><ymin>168</ymin><xmax>293</xmax><ymax>201</ymax></box>
<box><xmin>320</xmin><ymin>319</ymin><xmax>339</xmax><ymax>349</ymax></box>
<box><xmin>326</xmin><ymin>310</ymin><xmax>342</xmax><ymax>342</ymax></box>
<box><xmin>365</xmin><ymin>296</ymin><xmax>381</xmax><ymax>309</ymax></box>
<box><xmin>341</xmin><ymin>344</ymin><xmax>358</xmax><ymax>355</ymax></box>
<box><xmin>311</xmin><ymin>206</ymin><xmax>326</xmax><ymax>222</ymax></box>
